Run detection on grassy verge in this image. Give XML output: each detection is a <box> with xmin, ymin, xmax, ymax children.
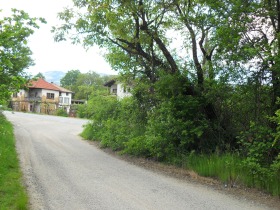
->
<box><xmin>186</xmin><ymin>153</ymin><xmax>280</xmax><ymax>196</ymax></box>
<box><xmin>0</xmin><ymin>113</ymin><xmax>28</xmax><ymax>210</ymax></box>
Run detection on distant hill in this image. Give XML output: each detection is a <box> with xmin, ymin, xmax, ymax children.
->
<box><xmin>43</xmin><ymin>71</ymin><xmax>65</xmax><ymax>85</ymax></box>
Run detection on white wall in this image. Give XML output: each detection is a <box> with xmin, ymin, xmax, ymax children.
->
<box><xmin>109</xmin><ymin>84</ymin><xmax>118</xmax><ymax>95</ymax></box>
<box><xmin>59</xmin><ymin>92</ymin><xmax>72</xmax><ymax>105</ymax></box>
<box><xmin>42</xmin><ymin>89</ymin><xmax>59</xmax><ymax>99</ymax></box>
<box><xmin>59</xmin><ymin>92</ymin><xmax>72</xmax><ymax>113</ymax></box>
<box><xmin>117</xmin><ymin>83</ymin><xmax>132</xmax><ymax>100</ymax></box>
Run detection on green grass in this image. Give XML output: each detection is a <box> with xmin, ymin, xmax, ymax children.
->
<box><xmin>186</xmin><ymin>153</ymin><xmax>280</xmax><ymax>196</ymax></box>
<box><xmin>0</xmin><ymin>114</ymin><xmax>28</xmax><ymax>210</ymax></box>
<box><xmin>187</xmin><ymin>153</ymin><xmax>241</xmax><ymax>183</ymax></box>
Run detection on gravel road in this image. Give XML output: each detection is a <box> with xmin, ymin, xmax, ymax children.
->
<box><xmin>4</xmin><ymin>111</ymin><xmax>275</xmax><ymax>210</ymax></box>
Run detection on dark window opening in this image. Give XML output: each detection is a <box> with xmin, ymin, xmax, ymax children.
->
<box><xmin>47</xmin><ymin>93</ymin><xmax>55</xmax><ymax>99</ymax></box>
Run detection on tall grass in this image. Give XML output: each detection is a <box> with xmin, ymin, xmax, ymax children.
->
<box><xmin>0</xmin><ymin>113</ymin><xmax>28</xmax><ymax>210</ymax></box>
<box><xmin>186</xmin><ymin>153</ymin><xmax>280</xmax><ymax>196</ymax></box>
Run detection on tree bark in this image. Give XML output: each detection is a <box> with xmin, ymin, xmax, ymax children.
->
<box><xmin>175</xmin><ymin>3</ymin><xmax>204</xmax><ymax>89</ymax></box>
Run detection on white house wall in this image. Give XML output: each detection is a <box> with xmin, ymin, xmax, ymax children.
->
<box><xmin>59</xmin><ymin>92</ymin><xmax>72</xmax><ymax>113</ymax></box>
<box><xmin>117</xmin><ymin>83</ymin><xmax>132</xmax><ymax>99</ymax></box>
<box><xmin>59</xmin><ymin>92</ymin><xmax>72</xmax><ymax>105</ymax></box>
<box><xmin>110</xmin><ymin>84</ymin><xmax>118</xmax><ymax>95</ymax></box>
<box><xmin>18</xmin><ymin>89</ymin><xmax>27</xmax><ymax>97</ymax></box>
<box><xmin>42</xmin><ymin>89</ymin><xmax>59</xmax><ymax>99</ymax></box>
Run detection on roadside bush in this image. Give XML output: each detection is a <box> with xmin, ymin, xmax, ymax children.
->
<box><xmin>76</xmin><ymin>104</ymin><xmax>88</xmax><ymax>118</ymax></box>
<box><xmin>81</xmin><ymin>95</ymin><xmax>117</xmax><ymax>141</ymax></box>
<box><xmin>81</xmin><ymin>95</ymin><xmax>146</xmax><ymax>151</ymax></box>
<box><xmin>124</xmin><ymin>73</ymin><xmax>208</xmax><ymax>160</ymax></box>
<box><xmin>144</xmin><ymin>97</ymin><xmax>207</xmax><ymax>160</ymax></box>
<box><xmin>55</xmin><ymin>108</ymin><xmax>68</xmax><ymax>117</ymax></box>
<box><xmin>80</xmin><ymin>74</ymin><xmax>280</xmax><ymax>196</ymax></box>
<box><xmin>237</xmin><ymin>121</ymin><xmax>280</xmax><ymax>195</ymax></box>
<box><xmin>238</xmin><ymin>122</ymin><xmax>277</xmax><ymax>166</ymax></box>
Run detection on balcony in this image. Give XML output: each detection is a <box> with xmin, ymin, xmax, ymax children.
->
<box><xmin>24</xmin><ymin>97</ymin><xmax>42</xmax><ymax>102</ymax></box>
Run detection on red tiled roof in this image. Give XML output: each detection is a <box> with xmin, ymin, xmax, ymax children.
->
<box><xmin>28</xmin><ymin>78</ymin><xmax>61</xmax><ymax>91</ymax></box>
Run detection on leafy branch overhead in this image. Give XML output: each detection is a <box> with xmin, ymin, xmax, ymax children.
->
<box><xmin>0</xmin><ymin>9</ymin><xmax>46</xmax><ymax>103</ymax></box>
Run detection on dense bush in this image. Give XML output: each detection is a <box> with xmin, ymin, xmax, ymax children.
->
<box><xmin>81</xmin><ymin>95</ymin><xmax>146</xmax><ymax>150</ymax></box>
<box><xmin>137</xmin><ymin>96</ymin><xmax>206</xmax><ymax>160</ymax></box>
<box><xmin>55</xmin><ymin>108</ymin><xmax>68</xmax><ymax>117</ymax></box>
<box><xmin>76</xmin><ymin>104</ymin><xmax>88</xmax><ymax>118</ymax></box>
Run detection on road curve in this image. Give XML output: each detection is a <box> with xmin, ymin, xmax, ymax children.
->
<box><xmin>4</xmin><ymin>111</ymin><xmax>272</xmax><ymax>210</ymax></box>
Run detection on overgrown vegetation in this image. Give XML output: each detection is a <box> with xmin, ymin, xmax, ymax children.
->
<box><xmin>55</xmin><ymin>108</ymin><xmax>68</xmax><ymax>117</ymax></box>
<box><xmin>60</xmin><ymin>70</ymin><xmax>114</xmax><ymax>101</ymax></box>
<box><xmin>80</xmin><ymin>93</ymin><xmax>280</xmax><ymax>196</ymax></box>
<box><xmin>54</xmin><ymin>0</ymin><xmax>280</xmax><ymax>196</ymax></box>
<box><xmin>0</xmin><ymin>113</ymin><xmax>28</xmax><ymax>209</ymax></box>
<box><xmin>187</xmin><ymin>153</ymin><xmax>280</xmax><ymax>196</ymax></box>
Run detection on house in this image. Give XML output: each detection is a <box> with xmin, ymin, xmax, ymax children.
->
<box><xmin>104</xmin><ymin>79</ymin><xmax>132</xmax><ymax>99</ymax></box>
<box><xmin>11</xmin><ymin>78</ymin><xmax>73</xmax><ymax>114</ymax></box>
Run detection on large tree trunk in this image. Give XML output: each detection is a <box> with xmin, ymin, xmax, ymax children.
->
<box><xmin>269</xmin><ymin>0</ymin><xmax>280</xmax><ymax>113</ymax></box>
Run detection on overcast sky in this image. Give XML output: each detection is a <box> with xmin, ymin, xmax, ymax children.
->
<box><xmin>0</xmin><ymin>0</ymin><xmax>117</xmax><ymax>76</ymax></box>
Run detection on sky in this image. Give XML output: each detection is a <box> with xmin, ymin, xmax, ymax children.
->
<box><xmin>0</xmin><ymin>0</ymin><xmax>117</xmax><ymax>76</ymax></box>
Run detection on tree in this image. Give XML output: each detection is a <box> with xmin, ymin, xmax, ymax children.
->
<box><xmin>52</xmin><ymin>0</ymin><xmax>279</xmax><ymax>151</ymax></box>
<box><xmin>75</xmin><ymin>71</ymin><xmax>102</xmax><ymax>99</ymax></box>
<box><xmin>52</xmin><ymin>0</ymin><xmax>230</xmax><ymax>149</ymax></box>
<box><xmin>34</xmin><ymin>72</ymin><xmax>45</xmax><ymax>79</ymax></box>
<box><xmin>53</xmin><ymin>1</ymin><xmax>178</xmax><ymax>83</ymax></box>
<box><xmin>60</xmin><ymin>69</ymin><xmax>81</xmax><ymax>88</ymax></box>
<box><xmin>0</xmin><ymin>9</ymin><xmax>45</xmax><ymax>103</ymax></box>
<box><xmin>212</xmin><ymin>0</ymin><xmax>280</xmax><ymax>112</ymax></box>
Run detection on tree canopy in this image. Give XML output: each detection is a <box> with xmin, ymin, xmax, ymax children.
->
<box><xmin>33</xmin><ymin>72</ymin><xmax>46</xmax><ymax>79</ymax></box>
<box><xmin>0</xmin><ymin>9</ymin><xmax>45</xmax><ymax>103</ymax></box>
<box><xmin>60</xmin><ymin>69</ymin><xmax>81</xmax><ymax>88</ymax></box>
<box><xmin>60</xmin><ymin>70</ymin><xmax>112</xmax><ymax>99</ymax></box>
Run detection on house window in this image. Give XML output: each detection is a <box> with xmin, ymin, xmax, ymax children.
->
<box><xmin>59</xmin><ymin>97</ymin><xmax>63</xmax><ymax>104</ymax></box>
<box><xmin>47</xmin><ymin>93</ymin><xmax>55</xmax><ymax>99</ymax></box>
<box><xmin>64</xmin><ymin>97</ymin><xmax>69</xmax><ymax>105</ymax></box>
<box><xmin>12</xmin><ymin>92</ymin><xmax>17</xmax><ymax>98</ymax></box>
<box><xmin>66</xmin><ymin>93</ymin><xmax>69</xmax><ymax>96</ymax></box>
<box><xmin>59</xmin><ymin>92</ymin><xmax>62</xmax><ymax>96</ymax></box>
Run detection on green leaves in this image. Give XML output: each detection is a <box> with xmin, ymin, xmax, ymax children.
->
<box><xmin>56</xmin><ymin>2</ymin><xmax>279</xmax><ymax>193</ymax></box>
<box><xmin>60</xmin><ymin>69</ymin><xmax>81</xmax><ymax>88</ymax></box>
<box><xmin>60</xmin><ymin>70</ymin><xmax>112</xmax><ymax>100</ymax></box>
<box><xmin>0</xmin><ymin>9</ymin><xmax>45</xmax><ymax>103</ymax></box>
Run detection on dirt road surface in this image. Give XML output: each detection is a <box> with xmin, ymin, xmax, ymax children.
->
<box><xmin>4</xmin><ymin>111</ymin><xmax>276</xmax><ymax>210</ymax></box>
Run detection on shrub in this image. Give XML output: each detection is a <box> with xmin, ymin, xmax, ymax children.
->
<box><xmin>55</xmin><ymin>108</ymin><xmax>68</xmax><ymax>117</ymax></box>
<box><xmin>237</xmin><ymin>121</ymin><xmax>280</xmax><ymax>195</ymax></box>
<box><xmin>76</xmin><ymin>104</ymin><xmax>87</xmax><ymax>118</ymax></box>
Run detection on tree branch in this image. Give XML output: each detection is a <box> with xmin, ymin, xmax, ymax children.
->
<box><xmin>176</xmin><ymin>3</ymin><xmax>204</xmax><ymax>87</ymax></box>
